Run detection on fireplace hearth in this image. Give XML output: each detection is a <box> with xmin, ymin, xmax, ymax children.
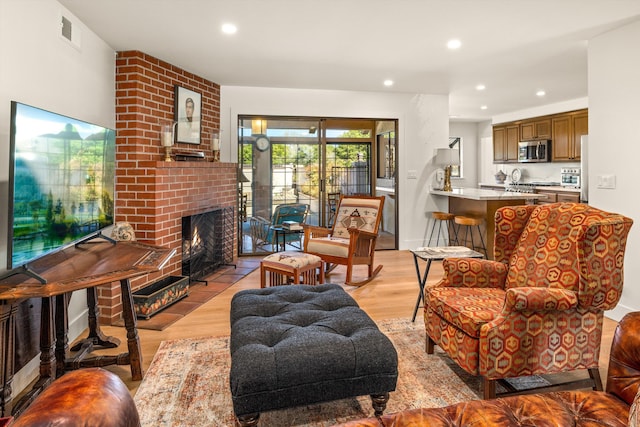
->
<box><xmin>182</xmin><ymin>207</ymin><xmax>234</xmax><ymax>283</ymax></box>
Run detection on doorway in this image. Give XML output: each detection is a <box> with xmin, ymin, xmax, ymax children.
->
<box><xmin>238</xmin><ymin>116</ymin><xmax>397</xmax><ymax>255</ymax></box>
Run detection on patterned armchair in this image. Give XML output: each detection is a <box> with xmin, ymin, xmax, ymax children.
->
<box><xmin>425</xmin><ymin>202</ymin><xmax>633</xmax><ymax>399</ymax></box>
<box><xmin>303</xmin><ymin>195</ymin><xmax>384</xmax><ymax>286</ymax></box>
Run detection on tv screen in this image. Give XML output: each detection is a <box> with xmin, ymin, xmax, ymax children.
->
<box><xmin>7</xmin><ymin>101</ymin><xmax>116</xmax><ymax>270</ymax></box>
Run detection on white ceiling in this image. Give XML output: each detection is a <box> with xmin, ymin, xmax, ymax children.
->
<box><xmin>58</xmin><ymin>0</ymin><xmax>640</xmax><ymax>122</ymax></box>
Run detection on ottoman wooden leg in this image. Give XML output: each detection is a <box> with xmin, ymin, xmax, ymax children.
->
<box><xmin>371</xmin><ymin>392</ymin><xmax>389</xmax><ymax>416</ymax></box>
<box><xmin>318</xmin><ymin>261</ymin><xmax>325</xmax><ymax>284</ymax></box>
<box><xmin>236</xmin><ymin>413</ymin><xmax>259</xmax><ymax>427</ymax></box>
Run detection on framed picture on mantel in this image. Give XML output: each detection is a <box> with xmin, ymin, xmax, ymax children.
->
<box><xmin>174</xmin><ymin>85</ymin><xmax>201</xmax><ymax>144</ymax></box>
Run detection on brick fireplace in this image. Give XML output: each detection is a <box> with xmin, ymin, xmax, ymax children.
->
<box><xmin>96</xmin><ymin>50</ymin><xmax>237</xmax><ymax>325</ymax></box>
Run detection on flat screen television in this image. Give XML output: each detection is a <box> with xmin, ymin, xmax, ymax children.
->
<box><xmin>6</xmin><ymin>101</ymin><xmax>116</xmax><ymax>276</ymax></box>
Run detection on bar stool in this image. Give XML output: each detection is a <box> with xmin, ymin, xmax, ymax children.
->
<box><xmin>428</xmin><ymin>212</ymin><xmax>457</xmax><ymax>246</ymax></box>
<box><xmin>454</xmin><ymin>215</ymin><xmax>488</xmax><ymax>257</ymax></box>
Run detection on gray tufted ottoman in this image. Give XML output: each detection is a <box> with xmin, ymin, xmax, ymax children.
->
<box><xmin>229</xmin><ymin>284</ymin><xmax>398</xmax><ymax>426</ymax></box>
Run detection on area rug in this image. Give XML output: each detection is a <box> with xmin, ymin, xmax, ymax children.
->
<box><xmin>134</xmin><ymin>318</ymin><xmax>486</xmax><ymax>426</ymax></box>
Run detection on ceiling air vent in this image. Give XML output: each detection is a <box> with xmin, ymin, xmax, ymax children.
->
<box><xmin>59</xmin><ymin>13</ymin><xmax>81</xmax><ymax>49</ymax></box>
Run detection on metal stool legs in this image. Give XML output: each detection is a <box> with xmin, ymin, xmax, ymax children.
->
<box><xmin>429</xmin><ymin>212</ymin><xmax>457</xmax><ymax>246</ymax></box>
<box><xmin>454</xmin><ymin>216</ymin><xmax>488</xmax><ymax>257</ymax></box>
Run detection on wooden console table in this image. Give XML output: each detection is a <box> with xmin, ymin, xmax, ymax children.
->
<box><xmin>0</xmin><ymin>240</ymin><xmax>174</xmax><ymax>417</ymax></box>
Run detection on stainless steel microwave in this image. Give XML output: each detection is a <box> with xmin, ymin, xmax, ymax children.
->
<box><xmin>518</xmin><ymin>140</ymin><xmax>550</xmax><ymax>162</ymax></box>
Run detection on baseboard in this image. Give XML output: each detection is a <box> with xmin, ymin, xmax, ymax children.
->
<box><xmin>606</xmin><ymin>303</ymin><xmax>635</xmax><ymax>322</ymax></box>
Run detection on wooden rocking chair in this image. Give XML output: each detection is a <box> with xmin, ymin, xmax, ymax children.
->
<box><xmin>303</xmin><ymin>195</ymin><xmax>384</xmax><ymax>286</ymax></box>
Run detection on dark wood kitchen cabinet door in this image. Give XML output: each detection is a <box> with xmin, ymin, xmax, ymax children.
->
<box><xmin>552</xmin><ymin>115</ymin><xmax>572</xmax><ymax>161</ymax></box>
<box><xmin>493</xmin><ymin>124</ymin><xmax>519</xmax><ymax>162</ymax></box>
<box><xmin>572</xmin><ymin>111</ymin><xmax>588</xmax><ymax>160</ymax></box>
<box><xmin>552</xmin><ymin>110</ymin><xmax>587</xmax><ymax>162</ymax></box>
<box><xmin>520</xmin><ymin>118</ymin><xmax>551</xmax><ymax>140</ymax></box>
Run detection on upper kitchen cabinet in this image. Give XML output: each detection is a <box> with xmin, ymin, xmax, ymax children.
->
<box><xmin>520</xmin><ymin>118</ymin><xmax>551</xmax><ymax>140</ymax></box>
<box><xmin>551</xmin><ymin>109</ymin><xmax>588</xmax><ymax>162</ymax></box>
<box><xmin>493</xmin><ymin>124</ymin><xmax>519</xmax><ymax>162</ymax></box>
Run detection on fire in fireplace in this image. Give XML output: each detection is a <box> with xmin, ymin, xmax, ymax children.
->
<box><xmin>182</xmin><ymin>207</ymin><xmax>234</xmax><ymax>283</ymax></box>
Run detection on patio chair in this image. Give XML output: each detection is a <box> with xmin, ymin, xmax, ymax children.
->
<box><xmin>247</xmin><ymin>203</ymin><xmax>309</xmax><ymax>252</ymax></box>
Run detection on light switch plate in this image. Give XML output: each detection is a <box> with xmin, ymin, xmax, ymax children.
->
<box><xmin>596</xmin><ymin>174</ymin><xmax>616</xmax><ymax>189</ymax></box>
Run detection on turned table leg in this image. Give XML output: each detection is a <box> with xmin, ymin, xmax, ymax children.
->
<box><xmin>120</xmin><ymin>279</ymin><xmax>143</xmax><ymax>381</ymax></box>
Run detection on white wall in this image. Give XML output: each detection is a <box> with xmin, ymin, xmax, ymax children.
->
<box><xmin>0</xmin><ymin>0</ymin><xmax>115</xmax><ymax>395</ymax></box>
<box><xmin>220</xmin><ymin>86</ymin><xmax>449</xmax><ymax>249</ymax></box>
<box><xmin>588</xmin><ymin>19</ymin><xmax>640</xmax><ymax>320</ymax></box>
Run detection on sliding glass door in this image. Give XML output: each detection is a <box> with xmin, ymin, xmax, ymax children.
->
<box><xmin>238</xmin><ymin>116</ymin><xmax>397</xmax><ymax>255</ymax></box>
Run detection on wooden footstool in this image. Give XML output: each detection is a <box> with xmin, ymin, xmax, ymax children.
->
<box><xmin>229</xmin><ymin>284</ymin><xmax>398</xmax><ymax>426</ymax></box>
<box><xmin>260</xmin><ymin>251</ymin><xmax>324</xmax><ymax>288</ymax></box>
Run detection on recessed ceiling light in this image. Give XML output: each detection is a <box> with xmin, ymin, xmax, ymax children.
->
<box><xmin>383</xmin><ymin>79</ymin><xmax>394</xmax><ymax>87</ymax></box>
<box><xmin>447</xmin><ymin>39</ymin><xmax>462</xmax><ymax>50</ymax></box>
<box><xmin>221</xmin><ymin>23</ymin><xmax>237</xmax><ymax>34</ymax></box>
<box><xmin>476</xmin><ymin>84</ymin><xmax>486</xmax><ymax>91</ymax></box>
<box><xmin>536</xmin><ymin>90</ymin><xmax>546</xmax><ymax>97</ymax></box>
<box><xmin>480</xmin><ymin>105</ymin><xmax>488</xmax><ymax>110</ymax></box>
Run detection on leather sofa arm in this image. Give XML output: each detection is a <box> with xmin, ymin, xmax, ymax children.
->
<box><xmin>606</xmin><ymin>311</ymin><xmax>640</xmax><ymax>406</ymax></box>
<box><xmin>436</xmin><ymin>258</ymin><xmax>507</xmax><ymax>289</ymax></box>
<box><xmin>11</xmin><ymin>368</ymin><xmax>140</xmax><ymax>427</ymax></box>
<box><xmin>503</xmin><ymin>287</ymin><xmax>579</xmax><ymax>312</ymax></box>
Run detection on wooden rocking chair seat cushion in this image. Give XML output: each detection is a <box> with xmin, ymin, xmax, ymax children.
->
<box><xmin>305</xmin><ymin>237</ymin><xmax>350</xmax><ymax>258</ymax></box>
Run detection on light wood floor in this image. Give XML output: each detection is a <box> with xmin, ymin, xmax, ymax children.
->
<box><xmin>91</xmin><ymin>250</ymin><xmax>617</xmax><ymax>395</ymax></box>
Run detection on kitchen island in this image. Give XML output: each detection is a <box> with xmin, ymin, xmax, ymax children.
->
<box><xmin>430</xmin><ymin>187</ymin><xmax>542</xmax><ymax>259</ymax></box>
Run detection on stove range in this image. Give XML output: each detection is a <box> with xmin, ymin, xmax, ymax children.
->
<box><xmin>505</xmin><ymin>183</ymin><xmax>536</xmax><ymax>193</ymax></box>
<box><xmin>505</xmin><ymin>182</ymin><xmax>560</xmax><ymax>193</ymax></box>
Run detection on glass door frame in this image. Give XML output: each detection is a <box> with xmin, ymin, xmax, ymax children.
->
<box><xmin>237</xmin><ymin>115</ymin><xmax>398</xmax><ymax>255</ymax></box>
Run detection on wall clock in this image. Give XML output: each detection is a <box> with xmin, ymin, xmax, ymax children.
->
<box><xmin>255</xmin><ymin>135</ymin><xmax>270</xmax><ymax>152</ymax></box>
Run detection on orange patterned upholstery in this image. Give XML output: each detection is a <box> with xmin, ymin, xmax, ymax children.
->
<box><xmin>425</xmin><ymin>202</ymin><xmax>633</xmax><ymax>399</ymax></box>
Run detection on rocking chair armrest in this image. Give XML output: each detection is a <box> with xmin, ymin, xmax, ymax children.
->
<box><xmin>346</xmin><ymin>228</ymin><xmax>377</xmax><ymax>240</ymax></box>
<box><xmin>503</xmin><ymin>287</ymin><xmax>579</xmax><ymax>312</ymax></box>
<box><xmin>303</xmin><ymin>224</ymin><xmax>331</xmax><ymax>239</ymax></box>
<box><xmin>437</xmin><ymin>258</ymin><xmax>508</xmax><ymax>289</ymax></box>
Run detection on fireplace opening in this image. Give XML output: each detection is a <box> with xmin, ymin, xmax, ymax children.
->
<box><xmin>182</xmin><ymin>206</ymin><xmax>234</xmax><ymax>283</ymax></box>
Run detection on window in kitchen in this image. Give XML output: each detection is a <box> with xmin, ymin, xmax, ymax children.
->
<box><xmin>449</xmin><ymin>137</ymin><xmax>462</xmax><ymax>178</ymax></box>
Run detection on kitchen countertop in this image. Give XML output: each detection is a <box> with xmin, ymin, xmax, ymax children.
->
<box><xmin>478</xmin><ymin>182</ymin><xmax>581</xmax><ymax>193</ymax></box>
<box><xmin>430</xmin><ymin>187</ymin><xmax>543</xmax><ymax>201</ymax></box>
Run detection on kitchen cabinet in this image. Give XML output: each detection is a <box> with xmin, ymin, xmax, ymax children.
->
<box><xmin>535</xmin><ymin>190</ymin><xmax>558</xmax><ymax>204</ymax></box>
<box><xmin>520</xmin><ymin>118</ymin><xmax>551</xmax><ymax>141</ymax></box>
<box><xmin>571</xmin><ymin>111</ymin><xmax>588</xmax><ymax>158</ymax></box>
<box><xmin>493</xmin><ymin>124</ymin><xmax>519</xmax><ymax>162</ymax></box>
<box><xmin>534</xmin><ymin>189</ymin><xmax>581</xmax><ymax>204</ymax></box>
<box><xmin>552</xmin><ymin>109</ymin><xmax>588</xmax><ymax>162</ymax></box>
<box><xmin>556</xmin><ymin>192</ymin><xmax>580</xmax><ymax>203</ymax></box>
<box><xmin>492</xmin><ymin>109</ymin><xmax>587</xmax><ymax>163</ymax></box>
